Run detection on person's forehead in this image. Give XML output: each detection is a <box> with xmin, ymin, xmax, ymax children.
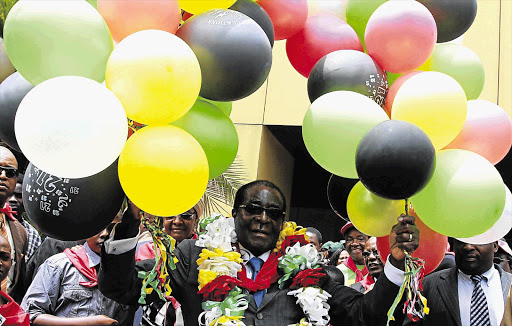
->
<box><xmin>346</xmin><ymin>229</ymin><xmax>366</xmax><ymax>238</ymax></box>
<box><xmin>364</xmin><ymin>239</ymin><xmax>377</xmax><ymax>250</ymax></box>
<box><xmin>0</xmin><ymin>238</ymin><xmax>11</xmax><ymax>252</ymax></box>
<box><xmin>244</xmin><ymin>186</ymin><xmax>282</xmax><ymax>204</ymax></box>
<box><xmin>0</xmin><ymin>149</ymin><xmax>17</xmax><ymax>168</ymax></box>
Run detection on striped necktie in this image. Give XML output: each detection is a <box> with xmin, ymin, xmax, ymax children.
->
<box><xmin>0</xmin><ymin>214</ymin><xmax>8</xmax><ymax>292</ymax></box>
<box><xmin>248</xmin><ymin>257</ymin><xmax>264</xmax><ymax>307</ymax></box>
<box><xmin>470</xmin><ymin>274</ymin><xmax>491</xmax><ymax>326</ymax></box>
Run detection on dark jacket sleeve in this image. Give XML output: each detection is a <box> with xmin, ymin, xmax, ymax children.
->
<box><xmin>324</xmin><ymin>272</ymin><xmax>402</xmax><ymax>326</ymax></box>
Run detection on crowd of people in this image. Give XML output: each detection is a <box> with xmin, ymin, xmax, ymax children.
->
<box><xmin>1</xmin><ymin>144</ymin><xmax>512</xmax><ymax>325</ymax></box>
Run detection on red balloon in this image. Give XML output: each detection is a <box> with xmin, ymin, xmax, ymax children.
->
<box><xmin>182</xmin><ymin>10</ymin><xmax>194</xmax><ymax>21</ymax></box>
<box><xmin>365</xmin><ymin>1</ymin><xmax>437</xmax><ymax>73</ymax></box>
<box><xmin>383</xmin><ymin>71</ymin><xmax>423</xmax><ymax>117</ymax></box>
<box><xmin>257</xmin><ymin>0</ymin><xmax>308</xmax><ymax>40</ymax></box>
<box><xmin>286</xmin><ymin>14</ymin><xmax>363</xmax><ymax>77</ymax></box>
<box><xmin>376</xmin><ymin>208</ymin><xmax>447</xmax><ymax>275</ymax></box>
<box><xmin>444</xmin><ymin>100</ymin><xmax>512</xmax><ymax>165</ymax></box>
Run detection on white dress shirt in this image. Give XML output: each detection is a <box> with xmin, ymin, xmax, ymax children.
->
<box><xmin>458</xmin><ymin>266</ymin><xmax>504</xmax><ymax>326</ymax></box>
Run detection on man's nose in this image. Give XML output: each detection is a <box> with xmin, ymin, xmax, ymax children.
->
<box><xmin>255</xmin><ymin>210</ymin><xmax>270</xmax><ymax>223</ymax></box>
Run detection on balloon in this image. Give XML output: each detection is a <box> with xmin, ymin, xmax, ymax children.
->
<box><xmin>22</xmin><ymin>161</ymin><xmax>125</xmax><ymax>241</ymax></box>
<box><xmin>356</xmin><ymin>120</ymin><xmax>436</xmax><ymax>200</ymax></box>
<box><xmin>257</xmin><ymin>0</ymin><xmax>308</xmax><ymax>40</ymax></box>
<box><xmin>411</xmin><ymin>149</ymin><xmax>506</xmax><ymax>238</ymax></box>
<box><xmin>327</xmin><ymin>174</ymin><xmax>358</xmax><ymax>221</ymax></box>
<box><xmin>302</xmin><ymin>91</ymin><xmax>389</xmax><ymax>179</ymax></box>
<box><xmin>419</xmin><ymin>43</ymin><xmax>484</xmax><ymax>100</ymax></box>
<box><xmin>417</xmin><ymin>0</ymin><xmax>477</xmax><ymax>43</ymax></box>
<box><xmin>345</xmin><ymin>0</ymin><xmax>386</xmax><ymax>49</ymax></box>
<box><xmin>177</xmin><ymin>9</ymin><xmax>272</xmax><ymax>101</ymax></box>
<box><xmin>97</xmin><ymin>0</ymin><xmax>181</xmax><ymax>43</ymax></box>
<box><xmin>286</xmin><ymin>14</ymin><xmax>362</xmax><ymax>78</ymax></box>
<box><xmin>180</xmin><ymin>0</ymin><xmax>237</xmax><ymax>14</ymax></box>
<box><xmin>385</xmin><ymin>71</ymin><xmax>402</xmax><ymax>87</ymax></box>
<box><xmin>365</xmin><ymin>1</ymin><xmax>437</xmax><ymax>73</ymax></box>
<box><xmin>308</xmin><ymin>50</ymin><xmax>387</xmax><ymax>105</ymax></box>
<box><xmin>383</xmin><ymin>71</ymin><xmax>422</xmax><ymax>117</ymax></box>
<box><xmin>346</xmin><ymin>182</ymin><xmax>405</xmax><ymax>237</ymax></box>
<box><xmin>391</xmin><ymin>71</ymin><xmax>467</xmax><ymax>150</ymax></box>
<box><xmin>307</xmin><ymin>0</ymin><xmax>348</xmax><ymax>21</ymax></box>
<box><xmin>457</xmin><ymin>185</ymin><xmax>512</xmax><ymax>245</ymax></box>
<box><xmin>230</xmin><ymin>0</ymin><xmax>275</xmax><ymax>47</ymax></box>
<box><xmin>377</xmin><ymin>209</ymin><xmax>447</xmax><ymax>275</ymax></box>
<box><xmin>118</xmin><ymin>125</ymin><xmax>209</xmax><ymax>216</ymax></box>
<box><xmin>0</xmin><ymin>72</ymin><xmax>34</xmax><ymax>152</ymax></box>
<box><xmin>198</xmin><ymin>97</ymin><xmax>233</xmax><ymax>116</ymax></box>
<box><xmin>171</xmin><ymin>100</ymin><xmax>239</xmax><ymax>179</ymax></box>
<box><xmin>444</xmin><ymin>100</ymin><xmax>512</xmax><ymax>165</ymax></box>
<box><xmin>106</xmin><ymin>30</ymin><xmax>201</xmax><ymax>126</ymax></box>
<box><xmin>3</xmin><ymin>1</ymin><xmax>113</xmax><ymax>85</ymax></box>
<box><xmin>15</xmin><ymin>76</ymin><xmax>128</xmax><ymax>179</ymax></box>
<box><xmin>0</xmin><ymin>38</ymin><xmax>15</xmax><ymax>84</ymax></box>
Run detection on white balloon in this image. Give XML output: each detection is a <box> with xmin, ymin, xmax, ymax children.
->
<box><xmin>307</xmin><ymin>0</ymin><xmax>348</xmax><ymax>21</ymax></box>
<box><xmin>15</xmin><ymin>76</ymin><xmax>127</xmax><ymax>178</ymax></box>
<box><xmin>457</xmin><ymin>185</ymin><xmax>512</xmax><ymax>244</ymax></box>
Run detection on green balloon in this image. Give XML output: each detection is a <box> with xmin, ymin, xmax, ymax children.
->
<box><xmin>302</xmin><ymin>91</ymin><xmax>389</xmax><ymax>179</ymax></box>
<box><xmin>424</xmin><ymin>43</ymin><xmax>485</xmax><ymax>100</ymax></box>
<box><xmin>171</xmin><ymin>100</ymin><xmax>239</xmax><ymax>180</ymax></box>
<box><xmin>198</xmin><ymin>96</ymin><xmax>232</xmax><ymax>116</ymax></box>
<box><xmin>386</xmin><ymin>71</ymin><xmax>402</xmax><ymax>87</ymax></box>
<box><xmin>346</xmin><ymin>0</ymin><xmax>387</xmax><ymax>51</ymax></box>
<box><xmin>4</xmin><ymin>1</ymin><xmax>113</xmax><ymax>85</ymax></box>
<box><xmin>411</xmin><ymin>149</ymin><xmax>505</xmax><ymax>238</ymax></box>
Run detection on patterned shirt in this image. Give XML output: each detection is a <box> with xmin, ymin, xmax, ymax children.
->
<box><xmin>20</xmin><ymin>219</ymin><xmax>41</xmax><ymax>262</ymax></box>
<box><xmin>21</xmin><ymin>243</ymin><xmax>131</xmax><ymax>323</ymax></box>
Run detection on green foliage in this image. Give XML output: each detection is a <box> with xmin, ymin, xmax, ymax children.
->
<box><xmin>0</xmin><ymin>0</ymin><xmax>18</xmax><ymax>38</ymax></box>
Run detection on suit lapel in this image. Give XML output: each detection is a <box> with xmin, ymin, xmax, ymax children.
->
<box><xmin>436</xmin><ymin>267</ymin><xmax>462</xmax><ymax>326</ymax></box>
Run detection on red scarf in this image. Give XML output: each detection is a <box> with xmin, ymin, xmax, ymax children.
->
<box><xmin>63</xmin><ymin>245</ymin><xmax>98</xmax><ymax>288</ymax></box>
<box><xmin>359</xmin><ymin>274</ymin><xmax>376</xmax><ymax>290</ymax></box>
<box><xmin>237</xmin><ymin>252</ymin><xmax>281</xmax><ymax>292</ymax></box>
<box><xmin>0</xmin><ymin>203</ymin><xmax>17</xmax><ymax>221</ymax></box>
<box><xmin>343</xmin><ymin>256</ymin><xmax>369</xmax><ymax>283</ymax></box>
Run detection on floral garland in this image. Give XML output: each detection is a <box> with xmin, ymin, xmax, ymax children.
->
<box><xmin>195</xmin><ymin>215</ymin><xmax>331</xmax><ymax>326</ymax></box>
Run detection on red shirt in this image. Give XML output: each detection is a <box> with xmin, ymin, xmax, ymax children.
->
<box><xmin>0</xmin><ymin>291</ymin><xmax>30</xmax><ymax>326</ymax></box>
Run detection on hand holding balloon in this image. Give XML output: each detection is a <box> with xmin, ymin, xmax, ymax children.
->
<box><xmin>388</xmin><ymin>214</ymin><xmax>420</xmax><ymax>270</ymax></box>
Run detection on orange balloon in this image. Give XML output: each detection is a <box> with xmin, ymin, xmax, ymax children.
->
<box><xmin>98</xmin><ymin>0</ymin><xmax>181</xmax><ymax>42</ymax></box>
<box><xmin>376</xmin><ymin>207</ymin><xmax>447</xmax><ymax>275</ymax></box>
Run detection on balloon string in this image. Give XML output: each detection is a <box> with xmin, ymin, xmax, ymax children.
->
<box><xmin>405</xmin><ymin>198</ymin><xmax>409</xmax><ymax>215</ymax></box>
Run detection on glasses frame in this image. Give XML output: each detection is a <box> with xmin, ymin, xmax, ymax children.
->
<box><xmin>0</xmin><ymin>166</ymin><xmax>19</xmax><ymax>179</ymax></box>
<box><xmin>163</xmin><ymin>212</ymin><xmax>196</xmax><ymax>222</ymax></box>
<box><xmin>238</xmin><ymin>203</ymin><xmax>285</xmax><ymax>221</ymax></box>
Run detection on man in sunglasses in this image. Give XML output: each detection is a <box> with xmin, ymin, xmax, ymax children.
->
<box><xmin>99</xmin><ymin>180</ymin><xmax>420</xmax><ymax>326</ymax></box>
<box><xmin>350</xmin><ymin>237</ymin><xmax>384</xmax><ymax>294</ymax></box>
<box><xmin>0</xmin><ymin>146</ymin><xmax>28</xmax><ymax>303</ymax></box>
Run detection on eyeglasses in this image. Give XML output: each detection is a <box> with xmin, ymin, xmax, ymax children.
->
<box><xmin>345</xmin><ymin>235</ymin><xmax>368</xmax><ymax>244</ymax></box>
<box><xmin>238</xmin><ymin>203</ymin><xmax>285</xmax><ymax>221</ymax></box>
<box><xmin>362</xmin><ymin>249</ymin><xmax>380</xmax><ymax>259</ymax></box>
<box><xmin>0</xmin><ymin>166</ymin><xmax>19</xmax><ymax>179</ymax></box>
<box><xmin>494</xmin><ymin>256</ymin><xmax>511</xmax><ymax>264</ymax></box>
<box><xmin>164</xmin><ymin>212</ymin><xmax>196</xmax><ymax>221</ymax></box>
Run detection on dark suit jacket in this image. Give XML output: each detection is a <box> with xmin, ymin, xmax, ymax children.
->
<box><xmin>406</xmin><ymin>265</ymin><xmax>512</xmax><ymax>326</ymax></box>
<box><xmin>6</xmin><ymin>218</ymin><xmax>28</xmax><ymax>302</ymax></box>
<box><xmin>100</xmin><ymin>238</ymin><xmax>403</xmax><ymax>326</ymax></box>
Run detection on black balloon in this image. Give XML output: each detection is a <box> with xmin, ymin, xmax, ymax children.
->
<box><xmin>177</xmin><ymin>9</ymin><xmax>272</xmax><ymax>101</ymax></box>
<box><xmin>418</xmin><ymin>0</ymin><xmax>477</xmax><ymax>43</ymax></box>
<box><xmin>229</xmin><ymin>0</ymin><xmax>275</xmax><ymax>47</ymax></box>
<box><xmin>327</xmin><ymin>174</ymin><xmax>358</xmax><ymax>221</ymax></box>
<box><xmin>356</xmin><ymin>120</ymin><xmax>436</xmax><ymax>200</ymax></box>
<box><xmin>0</xmin><ymin>72</ymin><xmax>34</xmax><ymax>152</ymax></box>
<box><xmin>308</xmin><ymin>50</ymin><xmax>388</xmax><ymax>106</ymax></box>
<box><xmin>23</xmin><ymin>160</ymin><xmax>125</xmax><ymax>240</ymax></box>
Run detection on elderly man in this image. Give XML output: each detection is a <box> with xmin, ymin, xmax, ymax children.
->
<box><xmin>22</xmin><ymin>224</ymin><xmax>132</xmax><ymax>326</ymax></box>
<box><xmin>338</xmin><ymin>222</ymin><xmax>369</xmax><ymax>286</ymax></box>
<box><xmin>410</xmin><ymin>239</ymin><xmax>512</xmax><ymax>326</ymax></box>
<box><xmin>351</xmin><ymin>237</ymin><xmax>384</xmax><ymax>294</ymax></box>
<box><xmin>0</xmin><ymin>146</ymin><xmax>28</xmax><ymax>302</ymax></box>
<box><xmin>99</xmin><ymin>180</ymin><xmax>419</xmax><ymax>326</ymax></box>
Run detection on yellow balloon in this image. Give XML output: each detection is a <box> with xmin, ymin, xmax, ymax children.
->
<box><xmin>106</xmin><ymin>30</ymin><xmax>201</xmax><ymax>126</ymax></box>
<box><xmin>119</xmin><ymin>125</ymin><xmax>209</xmax><ymax>216</ymax></box>
<box><xmin>346</xmin><ymin>182</ymin><xmax>405</xmax><ymax>237</ymax></box>
<box><xmin>391</xmin><ymin>71</ymin><xmax>467</xmax><ymax>150</ymax></box>
<box><xmin>180</xmin><ymin>0</ymin><xmax>237</xmax><ymax>14</ymax></box>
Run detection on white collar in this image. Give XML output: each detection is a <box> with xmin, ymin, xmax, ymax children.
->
<box><xmin>458</xmin><ymin>265</ymin><xmax>496</xmax><ymax>285</ymax></box>
<box><xmin>84</xmin><ymin>242</ymin><xmax>101</xmax><ymax>268</ymax></box>
<box><xmin>238</xmin><ymin>243</ymin><xmax>271</xmax><ymax>263</ymax></box>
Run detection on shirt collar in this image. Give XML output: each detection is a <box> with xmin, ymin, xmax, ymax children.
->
<box><xmin>83</xmin><ymin>242</ymin><xmax>101</xmax><ymax>268</ymax></box>
<box><xmin>458</xmin><ymin>265</ymin><xmax>496</xmax><ymax>285</ymax></box>
<box><xmin>238</xmin><ymin>243</ymin><xmax>271</xmax><ymax>264</ymax></box>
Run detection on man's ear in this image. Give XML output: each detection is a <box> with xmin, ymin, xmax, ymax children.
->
<box><xmin>232</xmin><ymin>209</ymin><xmax>237</xmax><ymax>218</ymax></box>
<box><xmin>493</xmin><ymin>242</ymin><xmax>499</xmax><ymax>253</ymax></box>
